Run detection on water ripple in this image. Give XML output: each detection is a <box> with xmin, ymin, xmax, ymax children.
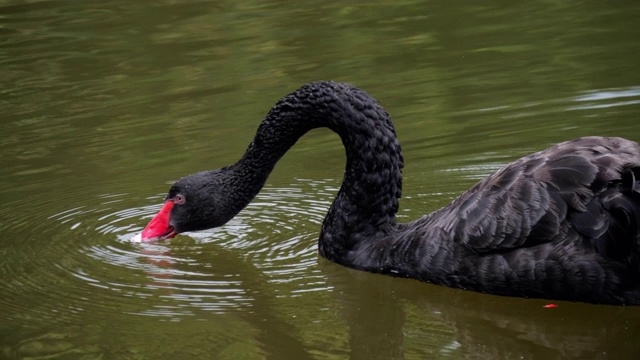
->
<box><xmin>5</xmin><ymin>179</ymin><xmax>335</xmax><ymax>325</ymax></box>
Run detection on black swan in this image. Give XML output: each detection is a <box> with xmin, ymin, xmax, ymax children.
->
<box><xmin>137</xmin><ymin>81</ymin><xmax>640</xmax><ymax>305</ymax></box>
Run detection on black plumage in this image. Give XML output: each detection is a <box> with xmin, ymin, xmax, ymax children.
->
<box><xmin>145</xmin><ymin>81</ymin><xmax>640</xmax><ymax>305</ymax></box>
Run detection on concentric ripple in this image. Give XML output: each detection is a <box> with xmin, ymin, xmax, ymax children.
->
<box><xmin>11</xmin><ymin>179</ymin><xmax>336</xmax><ymax>327</ymax></box>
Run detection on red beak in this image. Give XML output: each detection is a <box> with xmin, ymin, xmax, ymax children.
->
<box><xmin>140</xmin><ymin>201</ymin><xmax>177</xmax><ymax>241</ymax></box>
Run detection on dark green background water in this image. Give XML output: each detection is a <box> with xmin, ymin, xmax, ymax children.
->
<box><xmin>2</xmin><ymin>1</ymin><xmax>640</xmax><ymax>359</ymax></box>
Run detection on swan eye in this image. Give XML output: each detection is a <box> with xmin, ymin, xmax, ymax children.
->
<box><xmin>174</xmin><ymin>194</ymin><xmax>185</xmax><ymax>205</ymax></box>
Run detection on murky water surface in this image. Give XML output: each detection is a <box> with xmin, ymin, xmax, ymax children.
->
<box><xmin>2</xmin><ymin>1</ymin><xmax>640</xmax><ymax>358</ymax></box>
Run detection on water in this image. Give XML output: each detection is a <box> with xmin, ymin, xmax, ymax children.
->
<box><xmin>2</xmin><ymin>1</ymin><xmax>640</xmax><ymax>358</ymax></box>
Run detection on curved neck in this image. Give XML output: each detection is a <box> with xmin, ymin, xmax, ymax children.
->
<box><xmin>233</xmin><ymin>81</ymin><xmax>404</xmax><ymax>263</ymax></box>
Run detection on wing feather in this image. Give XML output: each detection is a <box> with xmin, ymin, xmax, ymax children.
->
<box><xmin>445</xmin><ymin>137</ymin><xmax>640</xmax><ymax>260</ymax></box>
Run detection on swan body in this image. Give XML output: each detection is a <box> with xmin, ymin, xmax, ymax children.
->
<box><xmin>139</xmin><ymin>81</ymin><xmax>640</xmax><ymax>305</ymax></box>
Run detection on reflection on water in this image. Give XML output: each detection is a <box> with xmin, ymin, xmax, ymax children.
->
<box><xmin>2</xmin><ymin>0</ymin><xmax>640</xmax><ymax>358</ymax></box>
<box><xmin>2</xmin><ymin>184</ymin><xmax>329</xmax><ymax>358</ymax></box>
<box><xmin>570</xmin><ymin>86</ymin><xmax>640</xmax><ymax>110</ymax></box>
<box><xmin>42</xmin><ymin>182</ymin><xmax>331</xmax><ymax>319</ymax></box>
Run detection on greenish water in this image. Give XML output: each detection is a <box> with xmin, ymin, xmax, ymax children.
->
<box><xmin>2</xmin><ymin>1</ymin><xmax>640</xmax><ymax>358</ymax></box>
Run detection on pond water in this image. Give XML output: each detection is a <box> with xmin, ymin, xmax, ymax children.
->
<box><xmin>2</xmin><ymin>1</ymin><xmax>640</xmax><ymax>359</ymax></box>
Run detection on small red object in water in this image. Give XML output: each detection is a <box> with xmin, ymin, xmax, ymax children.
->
<box><xmin>543</xmin><ymin>303</ymin><xmax>558</xmax><ymax>309</ymax></box>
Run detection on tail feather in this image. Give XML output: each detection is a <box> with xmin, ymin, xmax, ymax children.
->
<box><xmin>569</xmin><ymin>167</ymin><xmax>640</xmax><ymax>270</ymax></box>
<box><xmin>598</xmin><ymin>168</ymin><xmax>640</xmax><ymax>268</ymax></box>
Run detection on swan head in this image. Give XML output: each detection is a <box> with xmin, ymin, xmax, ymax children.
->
<box><xmin>138</xmin><ymin>168</ymin><xmax>241</xmax><ymax>241</ymax></box>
